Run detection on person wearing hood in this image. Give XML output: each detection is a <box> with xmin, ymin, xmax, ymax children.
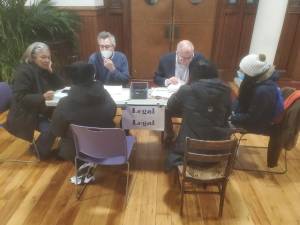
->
<box><xmin>165</xmin><ymin>59</ymin><xmax>232</xmax><ymax>169</ymax></box>
<box><xmin>50</xmin><ymin>61</ymin><xmax>117</xmax><ymax>162</ymax></box>
<box><xmin>88</xmin><ymin>31</ymin><xmax>129</xmax><ymax>86</ymax></box>
<box><xmin>231</xmin><ymin>54</ymin><xmax>284</xmax><ymax>134</ymax></box>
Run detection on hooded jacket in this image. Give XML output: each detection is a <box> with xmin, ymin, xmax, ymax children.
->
<box><xmin>167</xmin><ymin>78</ymin><xmax>232</xmax><ymax>153</ymax></box>
<box><xmin>50</xmin><ymin>81</ymin><xmax>117</xmax><ymax>161</ymax></box>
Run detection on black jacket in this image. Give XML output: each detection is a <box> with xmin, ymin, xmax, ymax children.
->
<box><xmin>167</xmin><ymin>78</ymin><xmax>232</xmax><ymax>153</ymax></box>
<box><xmin>50</xmin><ymin>81</ymin><xmax>117</xmax><ymax>161</ymax></box>
<box><xmin>268</xmin><ymin>88</ymin><xmax>300</xmax><ymax>167</ymax></box>
<box><xmin>5</xmin><ymin>63</ymin><xmax>63</xmax><ymax>141</ymax></box>
<box><xmin>153</xmin><ymin>52</ymin><xmax>206</xmax><ymax>86</ymax></box>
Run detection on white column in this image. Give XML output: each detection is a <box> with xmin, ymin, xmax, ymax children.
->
<box><xmin>249</xmin><ymin>0</ymin><xmax>288</xmax><ymax>64</ymax></box>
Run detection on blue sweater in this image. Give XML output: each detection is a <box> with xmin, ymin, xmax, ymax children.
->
<box><xmin>88</xmin><ymin>51</ymin><xmax>129</xmax><ymax>85</ymax></box>
<box><xmin>231</xmin><ymin>74</ymin><xmax>284</xmax><ymax>134</ymax></box>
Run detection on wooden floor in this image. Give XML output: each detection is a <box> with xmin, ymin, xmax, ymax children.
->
<box><xmin>1</xmin><ymin>115</ymin><xmax>300</xmax><ymax>225</ymax></box>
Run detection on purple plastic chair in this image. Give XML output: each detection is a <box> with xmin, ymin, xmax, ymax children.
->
<box><xmin>0</xmin><ymin>82</ymin><xmax>12</xmax><ymax>114</ymax></box>
<box><xmin>70</xmin><ymin>124</ymin><xmax>136</xmax><ymax>200</ymax></box>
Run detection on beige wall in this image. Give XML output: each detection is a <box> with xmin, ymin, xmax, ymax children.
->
<box><xmin>250</xmin><ymin>0</ymin><xmax>288</xmax><ymax>64</ymax></box>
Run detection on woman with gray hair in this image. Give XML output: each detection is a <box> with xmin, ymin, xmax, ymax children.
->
<box><xmin>5</xmin><ymin>42</ymin><xmax>64</xmax><ymax>160</ymax></box>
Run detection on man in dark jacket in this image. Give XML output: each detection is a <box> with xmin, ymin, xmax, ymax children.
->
<box><xmin>153</xmin><ymin>40</ymin><xmax>206</xmax><ymax>87</ymax></box>
<box><xmin>165</xmin><ymin>60</ymin><xmax>232</xmax><ymax>169</ymax></box>
<box><xmin>50</xmin><ymin>61</ymin><xmax>117</xmax><ymax>162</ymax></box>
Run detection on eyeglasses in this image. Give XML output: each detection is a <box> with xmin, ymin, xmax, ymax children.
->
<box><xmin>98</xmin><ymin>44</ymin><xmax>113</xmax><ymax>49</ymax></box>
<box><xmin>177</xmin><ymin>52</ymin><xmax>194</xmax><ymax>61</ymax></box>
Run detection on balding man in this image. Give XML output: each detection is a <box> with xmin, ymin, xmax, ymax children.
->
<box><xmin>153</xmin><ymin>40</ymin><xmax>206</xmax><ymax>87</ymax></box>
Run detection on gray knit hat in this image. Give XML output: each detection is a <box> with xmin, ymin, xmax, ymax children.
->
<box><xmin>239</xmin><ymin>54</ymin><xmax>271</xmax><ymax>77</ymax></box>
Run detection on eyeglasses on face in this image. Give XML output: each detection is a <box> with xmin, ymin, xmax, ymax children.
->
<box><xmin>98</xmin><ymin>44</ymin><xmax>113</xmax><ymax>49</ymax></box>
<box><xmin>177</xmin><ymin>52</ymin><xmax>194</xmax><ymax>61</ymax></box>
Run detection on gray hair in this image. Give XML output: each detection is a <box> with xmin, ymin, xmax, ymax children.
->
<box><xmin>21</xmin><ymin>42</ymin><xmax>50</xmax><ymax>64</ymax></box>
<box><xmin>176</xmin><ymin>40</ymin><xmax>194</xmax><ymax>53</ymax></box>
<box><xmin>97</xmin><ymin>31</ymin><xmax>116</xmax><ymax>47</ymax></box>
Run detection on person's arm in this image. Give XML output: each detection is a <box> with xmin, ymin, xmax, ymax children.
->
<box><xmin>103</xmin><ymin>89</ymin><xmax>117</xmax><ymax>120</ymax></box>
<box><xmin>223</xmin><ymin>87</ymin><xmax>232</xmax><ymax>126</ymax></box>
<box><xmin>154</xmin><ymin>57</ymin><xmax>169</xmax><ymax>87</ymax></box>
<box><xmin>167</xmin><ymin>85</ymin><xmax>187</xmax><ymax>115</ymax></box>
<box><xmin>50</xmin><ymin>100</ymin><xmax>69</xmax><ymax>137</ymax></box>
<box><xmin>105</xmin><ymin>53</ymin><xmax>129</xmax><ymax>85</ymax></box>
<box><xmin>231</xmin><ymin>86</ymin><xmax>271</xmax><ymax>126</ymax></box>
<box><xmin>88</xmin><ymin>53</ymin><xmax>101</xmax><ymax>81</ymax></box>
<box><xmin>13</xmin><ymin>65</ymin><xmax>45</xmax><ymax>109</ymax></box>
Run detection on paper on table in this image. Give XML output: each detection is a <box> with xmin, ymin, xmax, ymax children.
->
<box><xmin>53</xmin><ymin>87</ymin><xmax>69</xmax><ymax>99</ymax></box>
<box><xmin>150</xmin><ymin>87</ymin><xmax>173</xmax><ymax>99</ymax></box>
<box><xmin>112</xmin><ymin>89</ymin><xmax>130</xmax><ymax>102</ymax></box>
<box><xmin>104</xmin><ymin>86</ymin><xmax>130</xmax><ymax>102</ymax></box>
<box><xmin>167</xmin><ymin>83</ymin><xmax>183</xmax><ymax>92</ymax></box>
<box><xmin>104</xmin><ymin>85</ymin><xmax>123</xmax><ymax>95</ymax></box>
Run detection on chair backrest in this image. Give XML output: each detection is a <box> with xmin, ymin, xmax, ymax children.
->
<box><xmin>70</xmin><ymin>124</ymin><xmax>128</xmax><ymax>159</ymax></box>
<box><xmin>183</xmin><ymin>137</ymin><xmax>238</xmax><ymax>180</ymax></box>
<box><xmin>0</xmin><ymin>82</ymin><xmax>12</xmax><ymax>113</ymax></box>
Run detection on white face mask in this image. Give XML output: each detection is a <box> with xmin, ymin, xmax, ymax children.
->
<box><xmin>101</xmin><ymin>50</ymin><xmax>113</xmax><ymax>59</ymax></box>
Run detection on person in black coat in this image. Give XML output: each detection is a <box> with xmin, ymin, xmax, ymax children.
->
<box><xmin>165</xmin><ymin>60</ymin><xmax>232</xmax><ymax>170</ymax></box>
<box><xmin>50</xmin><ymin>61</ymin><xmax>117</xmax><ymax>162</ymax></box>
<box><xmin>5</xmin><ymin>42</ymin><xmax>64</xmax><ymax>159</ymax></box>
<box><xmin>153</xmin><ymin>40</ymin><xmax>206</xmax><ymax>87</ymax></box>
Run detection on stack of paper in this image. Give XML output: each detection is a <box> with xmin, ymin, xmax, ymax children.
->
<box><xmin>150</xmin><ymin>87</ymin><xmax>173</xmax><ymax>99</ymax></box>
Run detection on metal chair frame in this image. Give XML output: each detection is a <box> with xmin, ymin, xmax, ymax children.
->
<box><xmin>71</xmin><ymin>124</ymin><xmax>135</xmax><ymax>204</ymax></box>
<box><xmin>233</xmin><ymin>132</ymin><xmax>287</xmax><ymax>174</ymax></box>
<box><xmin>0</xmin><ymin>124</ymin><xmax>40</xmax><ymax>163</ymax></box>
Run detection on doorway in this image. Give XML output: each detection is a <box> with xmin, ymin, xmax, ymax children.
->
<box><xmin>130</xmin><ymin>0</ymin><xmax>218</xmax><ymax>80</ymax></box>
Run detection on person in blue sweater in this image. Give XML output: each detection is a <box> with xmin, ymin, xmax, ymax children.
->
<box><xmin>88</xmin><ymin>31</ymin><xmax>129</xmax><ymax>86</ymax></box>
<box><xmin>231</xmin><ymin>53</ymin><xmax>284</xmax><ymax>134</ymax></box>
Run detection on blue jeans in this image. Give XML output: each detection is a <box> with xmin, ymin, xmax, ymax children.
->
<box><xmin>35</xmin><ymin>116</ymin><xmax>56</xmax><ymax>159</ymax></box>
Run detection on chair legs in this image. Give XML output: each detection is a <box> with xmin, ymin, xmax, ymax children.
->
<box><xmin>125</xmin><ymin>161</ymin><xmax>130</xmax><ymax>205</ymax></box>
<box><xmin>179</xmin><ymin>178</ymin><xmax>228</xmax><ymax>217</ymax></box>
<box><xmin>233</xmin><ymin>133</ymin><xmax>288</xmax><ymax>174</ymax></box>
<box><xmin>74</xmin><ymin>161</ymin><xmax>131</xmax><ymax>203</ymax></box>
<box><xmin>218</xmin><ymin>182</ymin><xmax>228</xmax><ymax>217</ymax></box>
<box><xmin>0</xmin><ymin>139</ymin><xmax>40</xmax><ymax>163</ymax></box>
<box><xmin>75</xmin><ymin>168</ymin><xmax>94</xmax><ymax>200</ymax></box>
<box><xmin>234</xmin><ymin>148</ymin><xmax>288</xmax><ymax>174</ymax></box>
<box><xmin>180</xmin><ymin>180</ymin><xmax>184</xmax><ymax>215</ymax></box>
<box><xmin>31</xmin><ymin>139</ymin><xmax>41</xmax><ymax>160</ymax></box>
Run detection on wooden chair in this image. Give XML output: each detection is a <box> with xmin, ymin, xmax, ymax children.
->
<box><xmin>177</xmin><ymin>137</ymin><xmax>238</xmax><ymax>217</ymax></box>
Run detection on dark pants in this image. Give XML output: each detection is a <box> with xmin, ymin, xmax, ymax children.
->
<box><xmin>35</xmin><ymin>116</ymin><xmax>56</xmax><ymax>159</ymax></box>
<box><xmin>164</xmin><ymin>108</ymin><xmax>182</xmax><ymax>139</ymax></box>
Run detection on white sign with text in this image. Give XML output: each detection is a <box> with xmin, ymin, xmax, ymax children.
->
<box><xmin>122</xmin><ymin>106</ymin><xmax>165</xmax><ymax>131</ymax></box>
